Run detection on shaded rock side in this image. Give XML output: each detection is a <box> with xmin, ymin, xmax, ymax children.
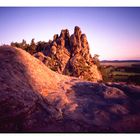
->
<box><xmin>0</xmin><ymin>46</ymin><xmax>67</xmax><ymax>132</ymax></box>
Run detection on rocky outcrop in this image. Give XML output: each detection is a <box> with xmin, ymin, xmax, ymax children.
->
<box><xmin>0</xmin><ymin>46</ymin><xmax>140</xmax><ymax>132</ymax></box>
<box><xmin>0</xmin><ymin>46</ymin><xmax>66</xmax><ymax>132</ymax></box>
<box><xmin>34</xmin><ymin>26</ymin><xmax>102</xmax><ymax>82</ymax></box>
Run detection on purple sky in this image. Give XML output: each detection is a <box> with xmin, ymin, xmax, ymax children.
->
<box><xmin>0</xmin><ymin>7</ymin><xmax>140</xmax><ymax>60</ymax></box>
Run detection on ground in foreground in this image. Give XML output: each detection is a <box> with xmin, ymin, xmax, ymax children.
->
<box><xmin>0</xmin><ymin>46</ymin><xmax>140</xmax><ymax>132</ymax></box>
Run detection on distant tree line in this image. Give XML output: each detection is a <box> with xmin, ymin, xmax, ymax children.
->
<box><xmin>11</xmin><ymin>39</ymin><xmax>52</xmax><ymax>55</ymax></box>
<box><xmin>11</xmin><ymin>38</ymin><xmax>39</xmax><ymax>55</ymax></box>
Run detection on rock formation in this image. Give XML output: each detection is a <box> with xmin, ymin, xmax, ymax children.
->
<box><xmin>0</xmin><ymin>46</ymin><xmax>140</xmax><ymax>132</ymax></box>
<box><xmin>34</xmin><ymin>26</ymin><xmax>102</xmax><ymax>82</ymax></box>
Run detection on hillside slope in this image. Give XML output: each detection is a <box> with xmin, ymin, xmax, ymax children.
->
<box><xmin>0</xmin><ymin>46</ymin><xmax>140</xmax><ymax>132</ymax></box>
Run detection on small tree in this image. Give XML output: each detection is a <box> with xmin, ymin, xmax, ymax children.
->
<box><xmin>93</xmin><ymin>54</ymin><xmax>100</xmax><ymax>68</ymax></box>
<box><xmin>28</xmin><ymin>38</ymin><xmax>36</xmax><ymax>54</ymax></box>
<box><xmin>21</xmin><ymin>39</ymin><xmax>29</xmax><ymax>50</ymax></box>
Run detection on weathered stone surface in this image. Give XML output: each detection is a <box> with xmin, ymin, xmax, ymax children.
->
<box><xmin>0</xmin><ymin>46</ymin><xmax>140</xmax><ymax>132</ymax></box>
<box><xmin>0</xmin><ymin>47</ymin><xmax>65</xmax><ymax>132</ymax></box>
<box><xmin>35</xmin><ymin>26</ymin><xmax>102</xmax><ymax>82</ymax></box>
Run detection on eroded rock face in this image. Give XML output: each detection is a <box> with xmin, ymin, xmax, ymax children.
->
<box><xmin>0</xmin><ymin>47</ymin><xmax>64</xmax><ymax>132</ymax></box>
<box><xmin>0</xmin><ymin>46</ymin><xmax>140</xmax><ymax>132</ymax></box>
<box><xmin>35</xmin><ymin>26</ymin><xmax>102</xmax><ymax>82</ymax></box>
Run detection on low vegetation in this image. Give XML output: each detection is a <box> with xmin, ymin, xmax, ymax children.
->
<box><xmin>101</xmin><ymin>61</ymin><xmax>140</xmax><ymax>84</ymax></box>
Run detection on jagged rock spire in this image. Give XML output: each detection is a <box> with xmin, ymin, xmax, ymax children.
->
<box><xmin>35</xmin><ymin>26</ymin><xmax>102</xmax><ymax>82</ymax></box>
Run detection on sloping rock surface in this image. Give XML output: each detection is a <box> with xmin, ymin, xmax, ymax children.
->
<box><xmin>0</xmin><ymin>46</ymin><xmax>140</xmax><ymax>132</ymax></box>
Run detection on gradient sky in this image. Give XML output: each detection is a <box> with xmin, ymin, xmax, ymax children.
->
<box><xmin>0</xmin><ymin>7</ymin><xmax>140</xmax><ymax>60</ymax></box>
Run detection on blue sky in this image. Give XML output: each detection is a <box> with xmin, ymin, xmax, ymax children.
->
<box><xmin>0</xmin><ymin>7</ymin><xmax>140</xmax><ymax>60</ymax></box>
